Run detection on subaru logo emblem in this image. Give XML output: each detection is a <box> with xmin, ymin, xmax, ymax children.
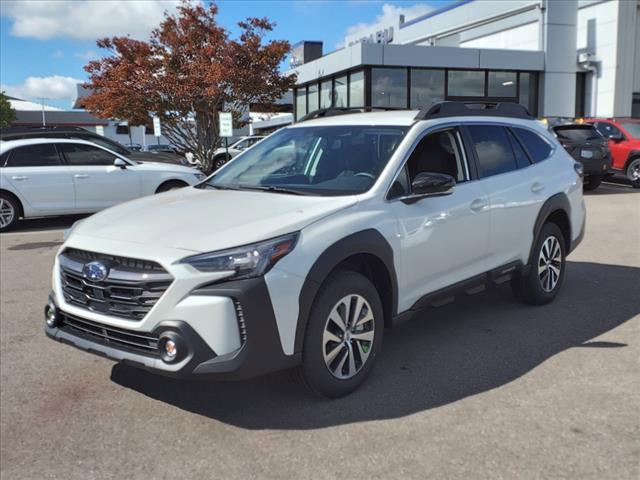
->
<box><xmin>82</xmin><ymin>261</ymin><xmax>109</xmax><ymax>282</ymax></box>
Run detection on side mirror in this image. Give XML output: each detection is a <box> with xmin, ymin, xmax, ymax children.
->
<box><xmin>114</xmin><ymin>158</ymin><xmax>127</xmax><ymax>169</ymax></box>
<box><xmin>608</xmin><ymin>133</ymin><xmax>624</xmax><ymax>142</ymax></box>
<box><xmin>403</xmin><ymin>172</ymin><xmax>455</xmax><ymax>204</ymax></box>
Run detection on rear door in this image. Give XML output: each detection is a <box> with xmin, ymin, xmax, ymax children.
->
<box><xmin>58</xmin><ymin>143</ymin><xmax>141</xmax><ymax>210</ymax></box>
<box><xmin>2</xmin><ymin>143</ymin><xmax>76</xmax><ymax>213</ymax></box>
<box><xmin>464</xmin><ymin>124</ymin><xmax>546</xmax><ymax>268</ymax></box>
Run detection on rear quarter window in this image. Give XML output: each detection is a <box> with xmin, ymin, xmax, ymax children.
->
<box><xmin>513</xmin><ymin>127</ymin><xmax>553</xmax><ymax>163</ymax></box>
<box><xmin>4</xmin><ymin>144</ymin><xmax>61</xmax><ymax>167</ymax></box>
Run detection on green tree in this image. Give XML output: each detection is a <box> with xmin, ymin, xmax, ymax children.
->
<box><xmin>0</xmin><ymin>91</ymin><xmax>17</xmax><ymax>128</ymax></box>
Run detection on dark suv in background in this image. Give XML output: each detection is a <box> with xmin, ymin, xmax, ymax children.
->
<box><xmin>0</xmin><ymin>126</ymin><xmax>186</xmax><ymax>166</ymax></box>
<box><xmin>552</xmin><ymin>123</ymin><xmax>610</xmax><ymax>191</ymax></box>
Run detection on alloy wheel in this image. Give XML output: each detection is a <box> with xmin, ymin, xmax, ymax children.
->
<box><xmin>538</xmin><ymin>235</ymin><xmax>562</xmax><ymax>293</ymax></box>
<box><xmin>628</xmin><ymin>158</ymin><xmax>640</xmax><ymax>182</ymax></box>
<box><xmin>322</xmin><ymin>294</ymin><xmax>375</xmax><ymax>380</ymax></box>
<box><xmin>0</xmin><ymin>198</ymin><xmax>15</xmax><ymax>229</ymax></box>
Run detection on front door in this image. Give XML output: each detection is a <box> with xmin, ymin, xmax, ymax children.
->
<box><xmin>389</xmin><ymin>127</ymin><xmax>491</xmax><ymax>311</ymax></box>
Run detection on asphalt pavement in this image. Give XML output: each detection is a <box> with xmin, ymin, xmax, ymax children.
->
<box><xmin>1</xmin><ymin>181</ymin><xmax>638</xmax><ymax>480</ymax></box>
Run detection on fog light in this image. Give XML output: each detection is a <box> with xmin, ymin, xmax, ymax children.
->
<box><xmin>164</xmin><ymin>339</ymin><xmax>177</xmax><ymax>359</ymax></box>
<box><xmin>45</xmin><ymin>305</ymin><xmax>57</xmax><ymax>327</ymax></box>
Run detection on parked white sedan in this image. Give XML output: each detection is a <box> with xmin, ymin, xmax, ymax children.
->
<box><xmin>0</xmin><ymin>138</ymin><xmax>205</xmax><ymax>231</ymax></box>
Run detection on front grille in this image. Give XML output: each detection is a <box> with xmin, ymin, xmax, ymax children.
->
<box><xmin>59</xmin><ymin>248</ymin><xmax>173</xmax><ymax>321</ymax></box>
<box><xmin>59</xmin><ymin>311</ymin><xmax>159</xmax><ymax>357</ymax></box>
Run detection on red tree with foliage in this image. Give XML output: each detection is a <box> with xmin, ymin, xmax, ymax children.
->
<box><xmin>82</xmin><ymin>1</ymin><xmax>295</xmax><ymax>171</ymax></box>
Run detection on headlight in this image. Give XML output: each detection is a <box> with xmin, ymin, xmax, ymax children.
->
<box><xmin>194</xmin><ymin>173</ymin><xmax>206</xmax><ymax>181</ymax></box>
<box><xmin>179</xmin><ymin>232</ymin><xmax>298</xmax><ymax>279</ymax></box>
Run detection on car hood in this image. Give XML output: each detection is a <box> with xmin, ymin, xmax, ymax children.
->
<box><xmin>71</xmin><ymin>187</ymin><xmax>358</xmax><ymax>253</ymax></box>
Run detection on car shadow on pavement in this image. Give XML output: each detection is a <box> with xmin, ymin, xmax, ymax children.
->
<box><xmin>111</xmin><ymin>261</ymin><xmax>639</xmax><ymax>430</ymax></box>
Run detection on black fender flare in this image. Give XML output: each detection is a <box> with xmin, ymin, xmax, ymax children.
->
<box><xmin>294</xmin><ymin>229</ymin><xmax>398</xmax><ymax>353</ymax></box>
<box><xmin>528</xmin><ymin>192</ymin><xmax>571</xmax><ymax>265</ymax></box>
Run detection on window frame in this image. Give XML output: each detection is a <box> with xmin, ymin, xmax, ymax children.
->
<box><xmin>511</xmin><ymin>126</ymin><xmax>556</xmax><ymax>164</ymax></box>
<box><xmin>386</xmin><ymin>123</ymin><xmax>474</xmax><ymax>201</ymax></box>
<box><xmin>57</xmin><ymin>142</ymin><xmax>133</xmax><ymax>167</ymax></box>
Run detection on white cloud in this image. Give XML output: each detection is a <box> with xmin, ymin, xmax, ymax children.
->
<box><xmin>52</xmin><ymin>50</ymin><xmax>64</xmax><ymax>59</ymax></box>
<box><xmin>341</xmin><ymin>3</ymin><xmax>434</xmax><ymax>47</ymax></box>
<box><xmin>75</xmin><ymin>50</ymin><xmax>98</xmax><ymax>61</ymax></box>
<box><xmin>1</xmin><ymin>76</ymin><xmax>83</xmax><ymax>102</ymax></box>
<box><xmin>2</xmin><ymin>0</ymin><xmax>187</xmax><ymax>41</ymax></box>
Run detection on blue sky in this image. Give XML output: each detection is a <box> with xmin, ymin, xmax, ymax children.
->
<box><xmin>0</xmin><ymin>0</ymin><xmax>454</xmax><ymax>109</ymax></box>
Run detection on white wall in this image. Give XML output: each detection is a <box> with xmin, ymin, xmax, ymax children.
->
<box><xmin>460</xmin><ymin>21</ymin><xmax>539</xmax><ymax>50</ymax></box>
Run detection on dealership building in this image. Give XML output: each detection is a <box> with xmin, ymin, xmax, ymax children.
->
<box><xmin>289</xmin><ymin>0</ymin><xmax>640</xmax><ymax>120</ymax></box>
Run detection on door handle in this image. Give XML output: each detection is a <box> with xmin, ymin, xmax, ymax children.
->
<box><xmin>11</xmin><ymin>175</ymin><xmax>28</xmax><ymax>181</ymax></box>
<box><xmin>470</xmin><ymin>198</ymin><xmax>488</xmax><ymax>212</ymax></box>
<box><xmin>74</xmin><ymin>174</ymin><xmax>89</xmax><ymax>179</ymax></box>
<box><xmin>531</xmin><ymin>182</ymin><xmax>544</xmax><ymax>193</ymax></box>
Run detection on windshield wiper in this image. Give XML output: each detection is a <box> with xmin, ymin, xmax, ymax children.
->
<box><xmin>199</xmin><ymin>183</ymin><xmax>240</xmax><ymax>191</ymax></box>
<box><xmin>237</xmin><ymin>185</ymin><xmax>307</xmax><ymax>195</ymax></box>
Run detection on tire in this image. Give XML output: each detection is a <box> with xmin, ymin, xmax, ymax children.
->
<box><xmin>298</xmin><ymin>270</ymin><xmax>384</xmax><ymax>398</ymax></box>
<box><xmin>511</xmin><ymin>222</ymin><xmax>566</xmax><ymax>305</ymax></box>
<box><xmin>583</xmin><ymin>174</ymin><xmax>602</xmax><ymax>191</ymax></box>
<box><xmin>214</xmin><ymin>155</ymin><xmax>231</xmax><ymax>170</ymax></box>
<box><xmin>0</xmin><ymin>192</ymin><xmax>20</xmax><ymax>232</ymax></box>
<box><xmin>155</xmin><ymin>180</ymin><xmax>187</xmax><ymax>193</ymax></box>
<box><xmin>626</xmin><ymin>157</ymin><xmax>640</xmax><ymax>188</ymax></box>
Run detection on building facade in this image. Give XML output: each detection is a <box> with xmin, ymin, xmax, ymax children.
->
<box><xmin>290</xmin><ymin>0</ymin><xmax>640</xmax><ymax>120</ymax></box>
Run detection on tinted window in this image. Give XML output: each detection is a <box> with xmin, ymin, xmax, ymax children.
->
<box><xmin>371</xmin><ymin>68</ymin><xmax>407</xmax><ymax>108</ymax></box>
<box><xmin>593</xmin><ymin>122</ymin><xmax>621</xmax><ymax>138</ymax></box>
<box><xmin>75</xmin><ymin>135</ymin><xmax>130</xmax><ymax>156</ymax></box>
<box><xmin>488</xmin><ymin>71</ymin><xmax>517</xmax><ymax>97</ymax></box>
<box><xmin>513</xmin><ymin>128</ymin><xmax>553</xmax><ymax>163</ymax></box>
<box><xmin>507</xmin><ymin>129</ymin><xmax>531</xmax><ymax>169</ymax></box>
<box><xmin>5</xmin><ymin>144</ymin><xmax>61</xmax><ymax>167</ymax></box>
<box><xmin>619</xmin><ymin>121</ymin><xmax>640</xmax><ymax>139</ymax></box>
<box><xmin>410</xmin><ymin>69</ymin><xmax>444</xmax><ymax>109</ymax></box>
<box><xmin>349</xmin><ymin>71</ymin><xmax>364</xmax><ymax>108</ymax></box>
<box><xmin>553</xmin><ymin>126</ymin><xmax>601</xmax><ymax>142</ymax></box>
<box><xmin>334</xmin><ymin>75</ymin><xmax>347</xmax><ymax>108</ymax></box>
<box><xmin>467</xmin><ymin>125</ymin><xmax>517</xmax><ymax>177</ymax></box>
<box><xmin>60</xmin><ymin>144</ymin><xmax>116</xmax><ymax>166</ymax></box>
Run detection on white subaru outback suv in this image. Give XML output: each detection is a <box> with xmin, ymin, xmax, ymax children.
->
<box><xmin>45</xmin><ymin>102</ymin><xmax>586</xmax><ymax>398</ymax></box>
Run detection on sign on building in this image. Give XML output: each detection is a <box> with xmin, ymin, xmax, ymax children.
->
<box><xmin>153</xmin><ymin>117</ymin><xmax>161</xmax><ymax>137</ymax></box>
<box><xmin>219</xmin><ymin>112</ymin><xmax>233</xmax><ymax>137</ymax></box>
<box><xmin>95</xmin><ymin>125</ymin><xmax>105</xmax><ymax>136</ymax></box>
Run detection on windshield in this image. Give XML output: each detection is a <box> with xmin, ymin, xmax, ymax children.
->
<box><xmin>620</xmin><ymin>121</ymin><xmax>640</xmax><ymax>139</ymax></box>
<box><xmin>554</xmin><ymin>126</ymin><xmax>602</xmax><ymax>142</ymax></box>
<box><xmin>202</xmin><ymin>125</ymin><xmax>409</xmax><ymax>196</ymax></box>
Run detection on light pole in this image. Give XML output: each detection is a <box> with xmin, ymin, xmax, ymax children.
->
<box><xmin>39</xmin><ymin>97</ymin><xmax>49</xmax><ymax>126</ymax></box>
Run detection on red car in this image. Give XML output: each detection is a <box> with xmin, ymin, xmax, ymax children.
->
<box><xmin>585</xmin><ymin>118</ymin><xmax>640</xmax><ymax>188</ymax></box>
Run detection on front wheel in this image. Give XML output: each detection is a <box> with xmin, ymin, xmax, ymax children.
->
<box><xmin>298</xmin><ymin>270</ymin><xmax>384</xmax><ymax>398</ymax></box>
<box><xmin>626</xmin><ymin>157</ymin><xmax>640</xmax><ymax>188</ymax></box>
<box><xmin>214</xmin><ymin>155</ymin><xmax>231</xmax><ymax>170</ymax></box>
<box><xmin>512</xmin><ymin>222</ymin><xmax>566</xmax><ymax>305</ymax></box>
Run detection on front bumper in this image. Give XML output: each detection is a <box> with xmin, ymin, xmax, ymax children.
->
<box><xmin>45</xmin><ymin>276</ymin><xmax>300</xmax><ymax>380</ymax></box>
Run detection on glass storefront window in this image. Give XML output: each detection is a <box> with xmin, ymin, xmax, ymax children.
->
<box><xmin>349</xmin><ymin>71</ymin><xmax>364</xmax><ymax>107</ymax></box>
<box><xmin>295</xmin><ymin>88</ymin><xmax>307</xmax><ymax>120</ymax></box>
<box><xmin>519</xmin><ymin>72</ymin><xmax>537</xmax><ymax>115</ymax></box>
<box><xmin>320</xmin><ymin>80</ymin><xmax>332</xmax><ymax>108</ymax></box>
<box><xmin>447</xmin><ymin>70</ymin><xmax>485</xmax><ymax>97</ymax></box>
<box><xmin>410</xmin><ymin>69</ymin><xmax>444</xmax><ymax>109</ymax></box>
<box><xmin>334</xmin><ymin>75</ymin><xmax>348</xmax><ymax>108</ymax></box>
<box><xmin>488</xmin><ymin>71</ymin><xmax>517</xmax><ymax>97</ymax></box>
<box><xmin>372</xmin><ymin>68</ymin><xmax>407</xmax><ymax>108</ymax></box>
<box><xmin>308</xmin><ymin>83</ymin><xmax>319</xmax><ymax>113</ymax></box>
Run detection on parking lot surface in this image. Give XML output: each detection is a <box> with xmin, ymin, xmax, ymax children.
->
<box><xmin>1</xmin><ymin>182</ymin><xmax>638</xmax><ymax>480</ymax></box>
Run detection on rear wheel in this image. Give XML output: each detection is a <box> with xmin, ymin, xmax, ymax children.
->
<box><xmin>214</xmin><ymin>154</ymin><xmax>231</xmax><ymax>170</ymax></box>
<box><xmin>298</xmin><ymin>270</ymin><xmax>384</xmax><ymax>398</ymax></box>
<box><xmin>512</xmin><ymin>222</ymin><xmax>566</xmax><ymax>305</ymax></box>
<box><xmin>583</xmin><ymin>174</ymin><xmax>602</xmax><ymax>191</ymax></box>
<box><xmin>626</xmin><ymin>157</ymin><xmax>640</xmax><ymax>188</ymax></box>
<box><xmin>0</xmin><ymin>192</ymin><xmax>20</xmax><ymax>232</ymax></box>
<box><xmin>155</xmin><ymin>180</ymin><xmax>187</xmax><ymax>193</ymax></box>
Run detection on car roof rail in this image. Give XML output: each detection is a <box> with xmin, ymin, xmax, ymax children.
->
<box><xmin>414</xmin><ymin>101</ymin><xmax>533</xmax><ymax>121</ymax></box>
<box><xmin>297</xmin><ymin>107</ymin><xmax>364</xmax><ymax>123</ymax></box>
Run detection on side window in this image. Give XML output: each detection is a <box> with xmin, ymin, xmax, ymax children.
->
<box><xmin>594</xmin><ymin>122</ymin><xmax>622</xmax><ymax>139</ymax></box>
<box><xmin>507</xmin><ymin>129</ymin><xmax>532</xmax><ymax>169</ymax></box>
<box><xmin>512</xmin><ymin>127</ymin><xmax>553</xmax><ymax>163</ymax></box>
<box><xmin>59</xmin><ymin>144</ymin><xmax>116</xmax><ymax>166</ymax></box>
<box><xmin>5</xmin><ymin>144</ymin><xmax>61</xmax><ymax>167</ymax></box>
<box><xmin>74</xmin><ymin>136</ymin><xmax>130</xmax><ymax>156</ymax></box>
<box><xmin>467</xmin><ymin>125</ymin><xmax>517</xmax><ymax>178</ymax></box>
<box><xmin>0</xmin><ymin>151</ymin><xmax>9</xmax><ymax>167</ymax></box>
<box><xmin>235</xmin><ymin>140</ymin><xmax>248</xmax><ymax>150</ymax></box>
<box><xmin>406</xmin><ymin>129</ymin><xmax>467</xmax><ymax>184</ymax></box>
